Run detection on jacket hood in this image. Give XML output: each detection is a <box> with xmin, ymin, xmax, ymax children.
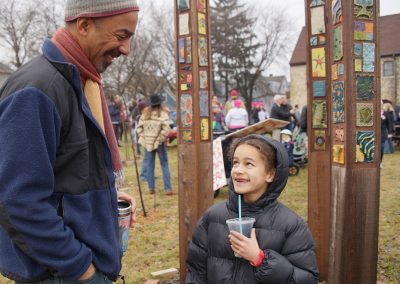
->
<box><xmin>227</xmin><ymin>134</ymin><xmax>289</xmax><ymax>215</ymax></box>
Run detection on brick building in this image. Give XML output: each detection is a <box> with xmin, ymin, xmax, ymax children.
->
<box><xmin>289</xmin><ymin>13</ymin><xmax>400</xmax><ymax>108</ymax></box>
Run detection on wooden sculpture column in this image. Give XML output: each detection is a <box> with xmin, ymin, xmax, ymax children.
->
<box><xmin>305</xmin><ymin>1</ymin><xmax>331</xmax><ymax>280</ymax></box>
<box><xmin>174</xmin><ymin>0</ymin><xmax>213</xmax><ymax>282</ymax></box>
<box><xmin>327</xmin><ymin>1</ymin><xmax>380</xmax><ymax>283</ymax></box>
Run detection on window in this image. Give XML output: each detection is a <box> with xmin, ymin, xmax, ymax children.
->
<box><xmin>383</xmin><ymin>61</ymin><xmax>394</xmax><ymax>76</ymax></box>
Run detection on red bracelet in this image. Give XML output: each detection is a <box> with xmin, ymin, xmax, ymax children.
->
<box><xmin>250</xmin><ymin>249</ymin><xmax>265</xmax><ymax>267</ymax></box>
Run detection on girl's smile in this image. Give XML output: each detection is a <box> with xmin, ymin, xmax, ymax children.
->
<box><xmin>232</xmin><ymin>144</ymin><xmax>275</xmax><ymax>203</ymax></box>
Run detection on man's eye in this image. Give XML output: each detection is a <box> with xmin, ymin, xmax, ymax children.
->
<box><xmin>116</xmin><ymin>34</ymin><xmax>127</xmax><ymax>41</ymax></box>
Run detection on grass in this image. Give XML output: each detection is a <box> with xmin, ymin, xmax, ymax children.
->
<box><xmin>0</xmin><ymin>143</ymin><xmax>399</xmax><ymax>283</ymax></box>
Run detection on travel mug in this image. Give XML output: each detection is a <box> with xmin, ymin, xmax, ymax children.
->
<box><xmin>118</xmin><ymin>200</ymin><xmax>131</xmax><ymax>253</ymax></box>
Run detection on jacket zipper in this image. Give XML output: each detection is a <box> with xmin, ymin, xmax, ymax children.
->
<box><xmin>232</xmin><ymin>257</ymin><xmax>240</xmax><ymax>283</ymax></box>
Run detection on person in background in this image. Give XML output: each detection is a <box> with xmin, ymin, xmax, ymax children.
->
<box><xmin>251</xmin><ymin>101</ymin><xmax>260</xmax><ymax>124</ymax></box>
<box><xmin>281</xmin><ymin>95</ymin><xmax>297</xmax><ymax>131</ymax></box>
<box><xmin>224</xmin><ymin>89</ymin><xmax>245</xmax><ymax>116</ymax></box>
<box><xmin>119</xmin><ymin>99</ymin><xmax>130</xmax><ymax>143</ymax></box>
<box><xmin>225</xmin><ymin>99</ymin><xmax>249</xmax><ymax>132</ymax></box>
<box><xmin>381</xmin><ymin>101</ymin><xmax>394</xmax><ymax>168</ymax></box>
<box><xmin>108</xmin><ymin>94</ymin><xmax>123</xmax><ymax>146</ymax></box>
<box><xmin>300</xmin><ymin>105</ymin><xmax>308</xmax><ymax>134</ymax></box>
<box><xmin>136</xmin><ymin>94</ymin><xmax>173</xmax><ymax>195</ymax></box>
<box><xmin>270</xmin><ymin>94</ymin><xmax>291</xmax><ymax>124</ymax></box>
<box><xmin>212</xmin><ymin>95</ymin><xmax>225</xmax><ymax>132</ymax></box>
<box><xmin>258</xmin><ymin>102</ymin><xmax>267</xmax><ymax>122</ymax></box>
<box><xmin>167</xmin><ymin>110</ymin><xmax>177</xmax><ymax>146</ymax></box>
<box><xmin>383</xmin><ymin>102</ymin><xmax>395</xmax><ymax>154</ymax></box>
<box><xmin>0</xmin><ymin>0</ymin><xmax>139</xmax><ymax>282</ymax></box>
<box><xmin>131</xmin><ymin>99</ymin><xmax>147</xmax><ymax>157</ymax></box>
<box><xmin>128</xmin><ymin>98</ymin><xmax>137</xmax><ymax>113</ymax></box>
<box><xmin>293</xmin><ymin>104</ymin><xmax>301</xmax><ymax>126</ymax></box>
<box><xmin>186</xmin><ymin>134</ymin><xmax>319</xmax><ymax>283</ymax></box>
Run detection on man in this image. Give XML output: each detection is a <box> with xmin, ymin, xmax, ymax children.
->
<box><xmin>269</xmin><ymin>94</ymin><xmax>291</xmax><ymax>122</ymax></box>
<box><xmin>223</xmin><ymin>89</ymin><xmax>245</xmax><ymax>116</ymax></box>
<box><xmin>0</xmin><ymin>0</ymin><xmax>139</xmax><ymax>282</ymax></box>
<box><xmin>269</xmin><ymin>94</ymin><xmax>292</xmax><ymax>139</ymax></box>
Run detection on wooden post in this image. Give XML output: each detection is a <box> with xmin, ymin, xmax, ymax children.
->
<box><xmin>304</xmin><ymin>0</ymin><xmax>331</xmax><ymax>280</ymax></box>
<box><xmin>327</xmin><ymin>1</ymin><xmax>380</xmax><ymax>283</ymax></box>
<box><xmin>174</xmin><ymin>0</ymin><xmax>213</xmax><ymax>282</ymax></box>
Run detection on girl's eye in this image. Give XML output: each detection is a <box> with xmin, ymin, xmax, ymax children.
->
<box><xmin>232</xmin><ymin>161</ymin><xmax>239</xmax><ymax>166</ymax></box>
<box><xmin>247</xmin><ymin>163</ymin><xmax>254</xmax><ymax>167</ymax></box>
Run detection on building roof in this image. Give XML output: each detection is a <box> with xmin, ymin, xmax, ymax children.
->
<box><xmin>380</xmin><ymin>14</ymin><xmax>400</xmax><ymax>56</ymax></box>
<box><xmin>289</xmin><ymin>13</ymin><xmax>400</xmax><ymax>66</ymax></box>
<box><xmin>289</xmin><ymin>27</ymin><xmax>307</xmax><ymax>66</ymax></box>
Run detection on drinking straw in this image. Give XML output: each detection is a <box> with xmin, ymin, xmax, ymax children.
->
<box><xmin>238</xmin><ymin>194</ymin><xmax>243</xmax><ymax>234</ymax></box>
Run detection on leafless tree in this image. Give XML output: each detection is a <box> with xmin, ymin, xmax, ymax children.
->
<box><xmin>234</xmin><ymin>6</ymin><xmax>295</xmax><ymax>113</ymax></box>
<box><xmin>0</xmin><ymin>0</ymin><xmax>64</xmax><ymax>69</ymax></box>
<box><xmin>103</xmin><ymin>2</ymin><xmax>176</xmax><ymax>101</ymax></box>
<box><xmin>211</xmin><ymin>0</ymin><xmax>295</xmax><ymax>113</ymax></box>
<box><xmin>0</xmin><ymin>0</ymin><xmax>41</xmax><ymax>69</ymax></box>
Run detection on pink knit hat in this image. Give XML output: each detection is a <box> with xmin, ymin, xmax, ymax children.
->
<box><xmin>230</xmin><ymin>89</ymin><xmax>238</xmax><ymax>98</ymax></box>
<box><xmin>65</xmin><ymin>0</ymin><xmax>139</xmax><ymax>22</ymax></box>
<box><xmin>233</xmin><ymin>100</ymin><xmax>242</xmax><ymax>108</ymax></box>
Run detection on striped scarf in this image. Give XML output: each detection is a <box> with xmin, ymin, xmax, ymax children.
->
<box><xmin>52</xmin><ymin>28</ymin><xmax>124</xmax><ymax>183</ymax></box>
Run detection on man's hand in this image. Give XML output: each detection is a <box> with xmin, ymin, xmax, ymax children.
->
<box><xmin>228</xmin><ymin>229</ymin><xmax>260</xmax><ymax>263</ymax></box>
<box><xmin>78</xmin><ymin>263</ymin><xmax>96</xmax><ymax>281</ymax></box>
<box><xmin>117</xmin><ymin>191</ymin><xmax>137</xmax><ymax>228</ymax></box>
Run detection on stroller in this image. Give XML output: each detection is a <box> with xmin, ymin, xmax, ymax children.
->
<box><xmin>293</xmin><ymin>129</ymin><xmax>308</xmax><ymax>168</ymax></box>
<box><xmin>280</xmin><ymin>129</ymin><xmax>300</xmax><ymax>176</ymax></box>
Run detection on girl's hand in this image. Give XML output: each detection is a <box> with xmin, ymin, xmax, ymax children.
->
<box><xmin>228</xmin><ymin>229</ymin><xmax>260</xmax><ymax>263</ymax></box>
<box><xmin>117</xmin><ymin>191</ymin><xmax>137</xmax><ymax>228</ymax></box>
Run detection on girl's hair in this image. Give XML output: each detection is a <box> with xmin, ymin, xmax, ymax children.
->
<box><xmin>142</xmin><ymin>104</ymin><xmax>168</xmax><ymax>120</ymax></box>
<box><xmin>229</xmin><ymin>136</ymin><xmax>276</xmax><ymax>172</ymax></box>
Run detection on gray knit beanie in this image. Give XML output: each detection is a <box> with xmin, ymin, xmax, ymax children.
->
<box><xmin>65</xmin><ymin>0</ymin><xmax>139</xmax><ymax>22</ymax></box>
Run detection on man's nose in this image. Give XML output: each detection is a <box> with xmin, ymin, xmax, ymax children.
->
<box><xmin>119</xmin><ymin>39</ymin><xmax>131</xmax><ymax>56</ymax></box>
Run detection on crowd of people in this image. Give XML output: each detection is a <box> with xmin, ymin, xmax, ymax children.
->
<box><xmin>106</xmin><ymin>93</ymin><xmax>175</xmax><ymax>196</ymax></box>
<box><xmin>212</xmin><ymin>90</ymin><xmax>306</xmax><ymax>137</ymax></box>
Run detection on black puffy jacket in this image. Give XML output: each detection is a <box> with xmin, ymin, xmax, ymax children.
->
<box><xmin>186</xmin><ymin>136</ymin><xmax>319</xmax><ymax>283</ymax></box>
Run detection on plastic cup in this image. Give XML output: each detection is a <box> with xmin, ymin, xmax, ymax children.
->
<box><xmin>118</xmin><ymin>200</ymin><xmax>131</xmax><ymax>253</ymax></box>
<box><xmin>226</xmin><ymin>217</ymin><xmax>255</xmax><ymax>257</ymax></box>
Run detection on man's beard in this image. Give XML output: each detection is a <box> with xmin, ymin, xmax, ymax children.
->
<box><xmin>97</xmin><ymin>49</ymin><xmax>121</xmax><ymax>73</ymax></box>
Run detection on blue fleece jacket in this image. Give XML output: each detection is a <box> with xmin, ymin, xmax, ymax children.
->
<box><xmin>0</xmin><ymin>40</ymin><xmax>121</xmax><ymax>281</ymax></box>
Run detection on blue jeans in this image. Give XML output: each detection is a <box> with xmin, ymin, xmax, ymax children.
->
<box><xmin>15</xmin><ymin>270</ymin><xmax>112</xmax><ymax>284</ymax></box>
<box><xmin>130</xmin><ymin>128</ymin><xmax>142</xmax><ymax>155</ymax></box>
<box><xmin>144</xmin><ymin>142</ymin><xmax>172</xmax><ymax>192</ymax></box>
<box><xmin>140</xmin><ymin>154</ymin><xmax>148</xmax><ymax>181</ymax></box>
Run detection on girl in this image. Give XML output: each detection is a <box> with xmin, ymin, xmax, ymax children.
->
<box><xmin>136</xmin><ymin>94</ymin><xmax>172</xmax><ymax>195</ymax></box>
<box><xmin>186</xmin><ymin>134</ymin><xmax>319</xmax><ymax>283</ymax></box>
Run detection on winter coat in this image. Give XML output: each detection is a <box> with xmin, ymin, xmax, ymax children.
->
<box><xmin>0</xmin><ymin>40</ymin><xmax>121</xmax><ymax>281</ymax></box>
<box><xmin>300</xmin><ymin>106</ymin><xmax>308</xmax><ymax>133</ymax></box>
<box><xmin>381</xmin><ymin>110</ymin><xmax>393</xmax><ymax>143</ymax></box>
<box><xmin>225</xmin><ymin>107</ymin><xmax>249</xmax><ymax>130</ymax></box>
<box><xmin>108</xmin><ymin>102</ymin><xmax>121</xmax><ymax>124</ymax></box>
<box><xmin>270</xmin><ymin>103</ymin><xmax>291</xmax><ymax>122</ymax></box>
<box><xmin>136</xmin><ymin>109</ymin><xmax>170</xmax><ymax>152</ymax></box>
<box><xmin>186</xmin><ymin>136</ymin><xmax>319</xmax><ymax>284</ymax></box>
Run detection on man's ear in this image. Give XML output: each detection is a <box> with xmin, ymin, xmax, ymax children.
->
<box><xmin>76</xmin><ymin>17</ymin><xmax>95</xmax><ymax>36</ymax></box>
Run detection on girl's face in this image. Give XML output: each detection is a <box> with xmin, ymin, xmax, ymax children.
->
<box><xmin>231</xmin><ymin>144</ymin><xmax>275</xmax><ymax>203</ymax></box>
